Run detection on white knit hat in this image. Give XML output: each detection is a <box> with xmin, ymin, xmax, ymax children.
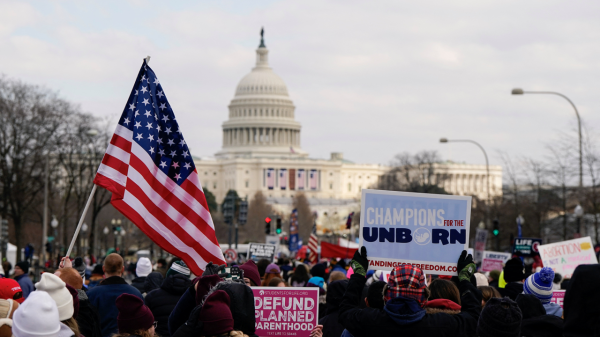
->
<box><xmin>474</xmin><ymin>273</ymin><xmax>489</xmax><ymax>286</ymax></box>
<box><xmin>136</xmin><ymin>258</ymin><xmax>153</xmax><ymax>278</ymax></box>
<box><xmin>12</xmin><ymin>291</ymin><xmax>61</xmax><ymax>337</ymax></box>
<box><xmin>34</xmin><ymin>273</ymin><xmax>74</xmax><ymax>321</ymax></box>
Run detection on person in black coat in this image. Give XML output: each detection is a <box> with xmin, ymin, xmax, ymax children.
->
<box><xmin>145</xmin><ymin>273</ymin><xmax>191</xmax><ymax>337</ymax></box>
<box><xmin>338</xmin><ymin>248</ymin><xmax>481</xmax><ymax>337</ymax></box>
<box><xmin>563</xmin><ymin>264</ymin><xmax>600</xmax><ymax>336</ymax></box>
<box><xmin>319</xmin><ymin>279</ymin><xmax>348</xmax><ymax>337</ymax></box>
<box><xmin>498</xmin><ymin>258</ymin><xmax>525</xmax><ymax>300</ymax></box>
<box><xmin>131</xmin><ymin>257</ymin><xmax>153</xmax><ymax>294</ymax></box>
<box><xmin>514</xmin><ymin>294</ymin><xmax>563</xmax><ymax>337</ymax></box>
<box><xmin>143</xmin><ymin>271</ymin><xmax>164</xmax><ymax>295</ymax></box>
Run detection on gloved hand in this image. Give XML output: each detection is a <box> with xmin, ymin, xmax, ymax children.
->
<box><xmin>350</xmin><ymin>246</ymin><xmax>368</xmax><ymax>277</ymax></box>
<box><xmin>172</xmin><ymin>305</ymin><xmax>204</xmax><ymax>337</ymax></box>
<box><xmin>457</xmin><ymin>250</ymin><xmax>476</xmax><ymax>282</ymax></box>
<box><xmin>203</xmin><ymin>262</ymin><xmax>226</xmax><ymax>276</ymax></box>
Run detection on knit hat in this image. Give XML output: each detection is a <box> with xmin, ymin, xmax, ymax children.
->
<box><xmin>503</xmin><ymin>258</ymin><xmax>525</xmax><ymax>283</ymax></box>
<box><xmin>14</xmin><ymin>262</ymin><xmax>29</xmax><ymax>275</ymax></box>
<box><xmin>199</xmin><ymin>290</ymin><xmax>234</xmax><ymax>336</ymax></box>
<box><xmin>489</xmin><ymin>269</ymin><xmax>501</xmax><ymax>281</ymax></box>
<box><xmin>136</xmin><ymin>258</ymin><xmax>153</xmax><ymax>278</ymax></box>
<box><xmin>239</xmin><ymin>260</ymin><xmax>261</xmax><ymax>287</ymax></box>
<box><xmin>0</xmin><ymin>279</ymin><xmax>24</xmax><ymax>304</ymax></box>
<box><xmin>73</xmin><ymin>257</ymin><xmax>86</xmax><ymax>279</ymax></box>
<box><xmin>116</xmin><ymin>294</ymin><xmax>154</xmax><ymax>334</ymax></box>
<box><xmin>12</xmin><ymin>291</ymin><xmax>61</xmax><ymax>337</ymax></box>
<box><xmin>0</xmin><ymin>299</ymin><xmax>19</xmax><ymax>337</ymax></box>
<box><xmin>475</xmin><ymin>273</ymin><xmax>489</xmax><ymax>286</ymax></box>
<box><xmin>515</xmin><ymin>294</ymin><xmax>545</xmax><ymax>320</ymax></box>
<box><xmin>194</xmin><ymin>274</ymin><xmax>223</xmax><ymax>306</ymax></box>
<box><xmin>265</xmin><ymin>263</ymin><xmax>281</xmax><ymax>274</ymax></box>
<box><xmin>310</xmin><ymin>263</ymin><xmax>326</xmax><ymax>278</ymax></box>
<box><xmin>91</xmin><ymin>264</ymin><xmax>103</xmax><ymax>276</ymax></box>
<box><xmin>522</xmin><ymin>267</ymin><xmax>554</xmax><ymax>304</ymax></box>
<box><xmin>477</xmin><ymin>297</ymin><xmax>522</xmax><ymax>337</ymax></box>
<box><xmin>35</xmin><ymin>273</ymin><xmax>74</xmax><ymax>321</ymax></box>
<box><xmin>385</xmin><ymin>265</ymin><xmax>427</xmax><ymax>306</ymax></box>
<box><xmin>167</xmin><ymin>260</ymin><xmax>190</xmax><ymax>277</ymax></box>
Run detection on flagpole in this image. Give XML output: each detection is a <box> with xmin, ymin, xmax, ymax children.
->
<box><xmin>65</xmin><ymin>185</ymin><xmax>97</xmax><ymax>258</ymax></box>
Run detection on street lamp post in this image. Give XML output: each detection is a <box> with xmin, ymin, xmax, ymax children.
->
<box><xmin>51</xmin><ymin>216</ymin><xmax>59</xmax><ymax>264</ymax></box>
<box><xmin>516</xmin><ymin>214</ymin><xmax>525</xmax><ymax>238</ymax></box>
<box><xmin>439</xmin><ymin>138</ymin><xmax>491</xmax><ymax>227</ymax></box>
<box><xmin>574</xmin><ymin>204</ymin><xmax>584</xmax><ymax>236</ymax></box>
<box><xmin>80</xmin><ymin>223</ymin><xmax>88</xmax><ymax>256</ymax></box>
<box><xmin>511</xmin><ymin>88</ymin><xmax>583</xmax><ymax>188</ymax></box>
<box><xmin>103</xmin><ymin>226</ymin><xmax>109</xmax><ymax>256</ymax></box>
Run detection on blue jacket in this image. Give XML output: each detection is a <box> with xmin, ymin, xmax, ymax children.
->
<box><xmin>14</xmin><ymin>274</ymin><xmax>34</xmax><ymax>299</ymax></box>
<box><xmin>87</xmin><ymin>276</ymin><xmax>143</xmax><ymax>337</ymax></box>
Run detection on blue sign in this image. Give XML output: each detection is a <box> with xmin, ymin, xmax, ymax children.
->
<box><xmin>359</xmin><ymin>189</ymin><xmax>472</xmax><ymax>275</ymax></box>
<box><xmin>289</xmin><ymin>209</ymin><xmax>299</xmax><ymax>252</ymax></box>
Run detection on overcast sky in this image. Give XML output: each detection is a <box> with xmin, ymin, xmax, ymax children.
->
<box><xmin>1</xmin><ymin>0</ymin><xmax>599</xmax><ymax>173</ymax></box>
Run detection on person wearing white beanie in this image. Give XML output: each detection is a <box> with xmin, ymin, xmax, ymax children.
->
<box><xmin>12</xmin><ymin>291</ymin><xmax>73</xmax><ymax>337</ymax></box>
<box><xmin>35</xmin><ymin>273</ymin><xmax>74</xmax><ymax>322</ymax></box>
<box><xmin>131</xmin><ymin>258</ymin><xmax>153</xmax><ymax>293</ymax></box>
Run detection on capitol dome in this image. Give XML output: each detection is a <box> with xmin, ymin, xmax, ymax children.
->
<box><xmin>216</xmin><ymin>30</ymin><xmax>307</xmax><ymax>159</ymax></box>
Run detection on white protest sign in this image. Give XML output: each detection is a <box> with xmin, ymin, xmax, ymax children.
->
<box><xmin>248</xmin><ymin>243</ymin><xmax>277</xmax><ymax>262</ymax></box>
<box><xmin>481</xmin><ymin>251</ymin><xmax>512</xmax><ymax>272</ymax></box>
<box><xmin>538</xmin><ymin>236</ymin><xmax>598</xmax><ymax>279</ymax></box>
<box><xmin>474</xmin><ymin>228</ymin><xmax>488</xmax><ymax>263</ymax></box>
<box><xmin>359</xmin><ymin>189</ymin><xmax>471</xmax><ymax>275</ymax></box>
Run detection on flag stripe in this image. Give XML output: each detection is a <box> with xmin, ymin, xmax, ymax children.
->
<box><xmin>101</xmin><ymin>154</ymin><xmax>129</xmax><ymax>176</ymax></box>
<box><xmin>124</xmin><ymin>177</ymin><xmax>222</xmax><ymax>262</ymax></box>
<box><xmin>97</xmin><ymin>163</ymin><xmax>127</xmax><ymax>187</ymax></box>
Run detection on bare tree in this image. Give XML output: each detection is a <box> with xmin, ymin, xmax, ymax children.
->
<box><xmin>582</xmin><ymin>125</ymin><xmax>600</xmax><ymax>243</ymax></box>
<box><xmin>376</xmin><ymin>150</ymin><xmax>448</xmax><ymax>193</ymax></box>
<box><xmin>243</xmin><ymin>191</ymin><xmax>273</xmax><ymax>243</ymax></box>
<box><xmin>293</xmin><ymin>193</ymin><xmax>313</xmax><ymax>243</ymax></box>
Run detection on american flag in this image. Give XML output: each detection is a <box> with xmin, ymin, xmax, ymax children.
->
<box><xmin>279</xmin><ymin>169</ymin><xmax>287</xmax><ymax>190</ymax></box>
<box><xmin>308</xmin><ymin>220</ymin><xmax>318</xmax><ymax>264</ymax></box>
<box><xmin>93</xmin><ymin>60</ymin><xmax>225</xmax><ymax>275</ymax></box>
<box><xmin>297</xmin><ymin>169</ymin><xmax>306</xmax><ymax>190</ymax></box>
<box><xmin>309</xmin><ymin>169</ymin><xmax>318</xmax><ymax>190</ymax></box>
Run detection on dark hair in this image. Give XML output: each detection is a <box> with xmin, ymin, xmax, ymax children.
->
<box><xmin>157</xmin><ymin>258</ymin><xmax>167</xmax><ymax>265</ymax></box>
<box><xmin>428</xmin><ymin>279</ymin><xmax>461</xmax><ymax>305</ymax></box>
<box><xmin>290</xmin><ymin>264</ymin><xmax>310</xmax><ymax>285</ymax></box>
<box><xmin>257</xmin><ymin>259</ymin><xmax>271</xmax><ymax>278</ymax></box>
<box><xmin>366</xmin><ymin>281</ymin><xmax>386</xmax><ymax>309</ymax></box>
<box><xmin>268</xmin><ymin>277</ymin><xmax>285</xmax><ymax>287</ymax></box>
<box><xmin>478</xmin><ymin>286</ymin><xmax>501</xmax><ymax>306</ymax></box>
<box><xmin>554</xmin><ymin>272</ymin><xmax>562</xmax><ymax>284</ymax></box>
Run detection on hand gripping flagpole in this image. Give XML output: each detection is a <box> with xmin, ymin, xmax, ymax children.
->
<box><xmin>65</xmin><ymin>185</ymin><xmax>97</xmax><ymax>258</ymax></box>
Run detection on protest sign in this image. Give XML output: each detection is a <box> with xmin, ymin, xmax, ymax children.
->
<box><xmin>253</xmin><ymin>287</ymin><xmax>319</xmax><ymax>337</ymax></box>
<box><xmin>538</xmin><ymin>236</ymin><xmax>598</xmax><ymax>279</ymax></box>
<box><xmin>481</xmin><ymin>251</ymin><xmax>512</xmax><ymax>272</ymax></box>
<box><xmin>513</xmin><ymin>238</ymin><xmax>542</xmax><ymax>257</ymax></box>
<box><xmin>550</xmin><ymin>290</ymin><xmax>565</xmax><ymax>308</ymax></box>
<box><xmin>248</xmin><ymin>243</ymin><xmax>277</xmax><ymax>262</ymax></box>
<box><xmin>359</xmin><ymin>189</ymin><xmax>471</xmax><ymax>275</ymax></box>
<box><xmin>474</xmin><ymin>228</ymin><xmax>488</xmax><ymax>263</ymax></box>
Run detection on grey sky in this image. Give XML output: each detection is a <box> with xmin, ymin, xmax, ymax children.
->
<box><xmin>1</xmin><ymin>0</ymin><xmax>599</xmax><ymax>174</ymax></box>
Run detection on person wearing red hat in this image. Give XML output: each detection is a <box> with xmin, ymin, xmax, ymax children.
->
<box><xmin>239</xmin><ymin>260</ymin><xmax>260</xmax><ymax>287</ymax></box>
<box><xmin>0</xmin><ymin>279</ymin><xmax>24</xmax><ymax>304</ymax></box>
<box><xmin>113</xmin><ymin>294</ymin><xmax>155</xmax><ymax>337</ymax></box>
<box><xmin>199</xmin><ymin>290</ymin><xmax>235</xmax><ymax>336</ymax></box>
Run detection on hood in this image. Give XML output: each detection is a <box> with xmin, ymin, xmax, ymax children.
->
<box><xmin>425</xmin><ymin>299</ymin><xmax>461</xmax><ymax>311</ymax></box>
<box><xmin>204</xmin><ymin>279</ymin><xmax>255</xmax><ymax>336</ymax></box>
<box><xmin>515</xmin><ymin>294</ymin><xmax>545</xmax><ymax>319</ymax></box>
<box><xmin>521</xmin><ymin>315</ymin><xmax>564</xmax><ymax>337</ymax></box>
<box><xmin>161</xmin><ymin>274</ymin><xmax>192</xmax><ymax>295</ymax></box>
<box><xmin>383</xmin><ymin>296</ymin><xmax>426</xmax><ymax>325</ymax></box>
<box><xmin>564</xmin><ymin>264</ymin><xmax>600</xmax><ymax>337</ymax></box>
<box><xmin>325</xmin><ymin>280</ymin><xmax>348</xmax><ymax>315</ymax></box>
<box><xmin>144</xmin><ymin>272</ymin><xmax>164</xmax><ymax>293</ymax></box>
<box><xmin>132</xmin><ymin>276</ymin><xmax>146</xmax><ymax>284</ymax></box>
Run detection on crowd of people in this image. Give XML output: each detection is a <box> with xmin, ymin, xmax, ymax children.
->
<box><xmin>0</xmin><ymin>248</ymin><xmax>595</xmax><ymax>337</ymax></box>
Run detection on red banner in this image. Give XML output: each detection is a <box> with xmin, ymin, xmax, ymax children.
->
<box><xmin>320</xmin><ymin>241</ymin><xmax>358</xmax><ymax>259</ymax></box>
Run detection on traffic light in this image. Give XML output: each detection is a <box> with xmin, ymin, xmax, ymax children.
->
<box><xmin>222</xmin><ymin>195</ymin><xmax>234</xmax><ymax>224</ymax></box>
<box><xmin>1</xmin><ymin>220</ymin><xmax>8</xmax><ymax>239</ymax></box>
<box><xmin>238</xmin><ymin>200</ymin><xmax>248</xmax><ymax>225</ymax></box>
<box><xmin>276</xmin><ymin>218</ymin><xmax>282</xmax><ymax>234</ymax></box>
<box><xmin>493</xmin><ymin>219</ymin><xmax>499</xmax><ymax>236</ymax></box>
<box><xmin>265</xmin><ymin>217</ymin><xmax>272</xmax><ymax>234</ymax></box>
<box><xmin>45</xmin><ymin>242</ymin><xmax>52</xmax><ymax>254</ymax></box>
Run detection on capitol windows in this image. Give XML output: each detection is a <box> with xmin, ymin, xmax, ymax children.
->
<box><xmin>348</xmin><ymin>183</ymin><xmax>352</xmax><ymax>192</ymax></box>
<box><xmin>329</xmin><ymin>183</ymin><xmax>333</xmax><ymax>190</ymax></box>
<box><xmin>213</xmin><ymin>172</ymin><xmax>217</xmax><ymax>176</ymax></box>
<box><xmin>213</xmin><ymin>182</ymin><xmax>217</xmax><ymax>189</ymax></box>
<box><xmin>245</xmin><ymin>181</ymin><xmax>249</xmax><ymax>188</ymax></box>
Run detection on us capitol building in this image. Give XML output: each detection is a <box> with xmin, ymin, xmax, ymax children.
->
<box><xmin>193</xmin><ymin>32</ymin><xmax>502</xmax><ymax>229</ymax></box>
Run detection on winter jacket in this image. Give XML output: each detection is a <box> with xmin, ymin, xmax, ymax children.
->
<box><xmin>87</xmin><ymin>275</ymin><xmax>103</xmax><ymax>289</ymax></box>
<box><xmin>338</xmin><ymin>273</ymin><xmax>481</xmax><ymax>337</ymax></box>
<box><xmin>497</xmin><ymin>282</ymin><xmax>523</xmax><ymax>300</ymax></box>
<box><xmin>144</xmin><ymin>271</ymin><xmax>164</xmax><ymax>294</ymax></box>
<box><xmin>542</xmin><ymin>302</ymin><xmax>563</xmax><ymax>317</ymax></box>
<box><xmin>145</xmin><ymin>274</ymin><xmax>191</xmax><ymax>337</ymax></box>
<box><xmin>169</xmin><ymin>280</ymin><xmax>257</xmax><ymax>337</ymax></box>
<box><xmin>14</xmin><ymin>274</ymin><xmax>34</xmax><ymax>299</ymax></box>
<box><xmin>424</xmin><ymin>299</ymin><xmax>461</xmax><ymax>315</ymax></box>
<box><xmin>87</xmin><ymin>276</ymin><xmax>143</xmax><ymax>337</ymax></box>
<box><xmin>131</xmin><ymin>276</ymin><xmax>146</xmax><ymax>293</ymax></box>
<box><xmin>319</xmin><ymin>280</ymin><xmax>348</xmax><ymax>337</ymax></box>
<box><xmin>76</xmin><ymin>289</ymin><xmax>102</xmax><ymax>337</ymax></box>
<box><xmin>563</xmin><ymin>264</ymin><xmax>600</xmax><ymax>337</ymax></box>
